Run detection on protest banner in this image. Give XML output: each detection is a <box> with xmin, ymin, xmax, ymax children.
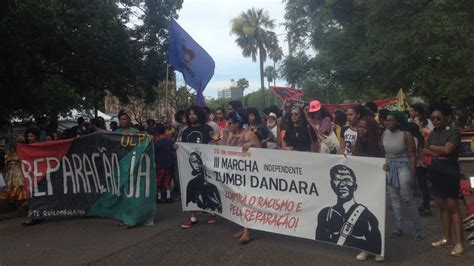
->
<box><xmin>177</xmin><ymin>143</ymin><xmax>386</xmax><ymax>255</ymax></box>
<box><xmin>17</xmin><ymin>132</ymin><xmax>156</xmax><ymax>226</ymax></box>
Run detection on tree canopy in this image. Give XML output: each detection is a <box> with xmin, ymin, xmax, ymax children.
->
<box><xmin>282</xmin><ymin>0</ymin><xmax>474</xmax><ymax>104</ymax></box>
<box><xmin>0</xmin><ymin>0</ymin><xmax>183</xmax><ymax>120</ymax></box>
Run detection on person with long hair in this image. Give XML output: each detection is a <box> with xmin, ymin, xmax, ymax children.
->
<box><xmin>339</xmin><ymin>105</ymin><xmax>369</xmax><ymax>155</ymax></box>
<box><xmin>351</xmin><ymin>115</ymin><xmax>385</xmax><ymax>262</ymax></box>
<box><xmin>283</xmin><ymin>106</ymin><xmax>316</xmax><ymax>152</ymax></box>
<box><xmin>246</xmin><ymin>107</ymin><xmax>272</xmax><ymax>148</ymax></box>
<box><xmin>383</xmin><ymin>111</ymin><xmax>423</xmax><ymax>241</ymax></box>
<box><xmin>352</xmin><ymin>116</ymin><xmax>384</xmax><ymax>158</ymax></box>
<box><xmin>220</xmin><ymin>111</ymin><xmax>261</xmax><ymax>244</ymax></box>
<box><xmin>424</xmin><ymin>102</ymin><xmax>464</xmax><ymax>256</ymax></box>
<box><xmin>180</xmin><ymin>106</ymin><xmax>216</xmax><ymax>229</ymax></box>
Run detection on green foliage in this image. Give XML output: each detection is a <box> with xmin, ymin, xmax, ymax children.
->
<box><xmin>205</xmin><ymin>98</ymin><xmax>229</xmax><ymax>112</ymax></box>
<box><xmin>243</xmin><ymin>89</ymin><xmax>280</xmax><ymax>110</ymax></box>
<box><xmin>283</xmin><ymin>0</ymin><xmax>474</xmax><ymax>104</ymax></box>
<box><xmin>0</xmin><ymin>0</ymin><xmax>183</xmax><ymax>120</ymax></box>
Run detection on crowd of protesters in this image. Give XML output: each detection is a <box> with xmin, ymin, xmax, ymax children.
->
<box><xmin>1</xmin><ymin>99</ymin><xmax>474</xmax><ymax>260</ymax></box>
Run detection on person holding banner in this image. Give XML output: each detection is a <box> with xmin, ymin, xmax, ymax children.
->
<box><xmin>221</xmin><ymin>111</ymin><xmax>261</xmax><ymax>244</ymax></box>
<box><xmin>284</xmin><ymin>106</ymin><xmax>317</xmax><ymax>152</ymax></box>
<box><xmin>247</xmin><ymin>107</ymin><xmax>272</xmax><ymax>148</ymax></box>
<box><xmin>351</xmin><ymin>116</ymin><xmax>385</xmax><ymax>261</ymax></box>
<box><xmin>180</xmin><ymin>106</ymin><xmax>216</xmax><ymax>229</ymax></box>
<box><xmin>339</xmin><ymin>105</ymin><xmax>369</xmax><ymax>156</ymax></box>
<box><xmin>115</xmin><ymin>110</ymin><xmax>139</xmax><ymax>133</ymax></box>
<box><xmin>22</xmin><ymin>128</ymin><xmax>45</xmax><ymax>226</ymax></box>
<box><xmin>423</xmin><ymin>102</ymin><xmax>464</xmax><ymax>256</ymax></box>
<box><xmin>383</xmin><ymin>111</ymin><xmax>424</xmax><ymax>241</ymax></box>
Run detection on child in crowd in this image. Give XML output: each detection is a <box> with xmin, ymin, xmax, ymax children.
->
<box><xmin>154</xmin><ymin>124</ymin><xmax>175</xmax><ymax>203</ymax></box>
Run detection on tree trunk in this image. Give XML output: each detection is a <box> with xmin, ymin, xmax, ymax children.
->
<box><xmin>259</xmin><ymin>47</ymin><xmax>266</xmax><ymax>108</ymax></box>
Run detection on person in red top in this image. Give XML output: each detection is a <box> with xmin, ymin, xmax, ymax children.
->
<box><xmin>215</xmin><ymin>107</ymin><xmax>227</xmax><ymax>140</ymax></box>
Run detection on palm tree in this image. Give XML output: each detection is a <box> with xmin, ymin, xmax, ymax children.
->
<box><xmin>264</xmin><ymin>66</ymin><xmax>277</xmax><ymax>90</ymax></box>
<box><xmin>230</xmin><ymin>8</ymin><xmax>279</xmax><ymax>108</ymax></box>
<box><xmin>268</xmin><ymin>41</ymin><xmax>283</xmax><ymax>87</ymax></box>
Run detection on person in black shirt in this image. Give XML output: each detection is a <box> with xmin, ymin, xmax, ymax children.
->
<box><xmin>284</xmin><ymin>106</ymin><xmax>316</xmax><ymax>152</ymax></box>
<box><xmin>179</xmin><ymin>106</ymin><xmax>216</xmax><ymax>229</ymax></box>
<box><xmin>423</xmin><ymin>102</ymin><xmax>464</xmax><ymax>256</ymax></box>
<box><xmin>316</xmin><ymin>165</ymin><xmax>382</xmax><ymax>255</ymax></box>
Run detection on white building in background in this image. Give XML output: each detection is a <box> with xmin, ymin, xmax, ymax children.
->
<box><xmin>217</xmin><ymin>79</ymin><xmax>243</xmax><ymax>101</ymax></box>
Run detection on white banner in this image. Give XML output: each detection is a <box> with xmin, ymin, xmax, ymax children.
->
<box><xmin>177</xmin><ymin>143</ymin><xmax>386</xmax><ymax>256</ymax></box>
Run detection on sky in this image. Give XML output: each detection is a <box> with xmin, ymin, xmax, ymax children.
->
<box><xmin>175</xmin><ymin>0</ymin><xmax>288</xmax><ymax>99</ymax></box>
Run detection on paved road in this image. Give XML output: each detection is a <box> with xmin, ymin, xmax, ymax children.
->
<box><xmin>0</xmin><ymin>200</ymin><xmax>473</xmax><ymax>265</ymax></box>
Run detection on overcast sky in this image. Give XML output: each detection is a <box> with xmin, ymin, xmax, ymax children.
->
<box><xmin>175</xmin><ymin>0</ymin><xmax>288</xmax><ymax>98</ymax></box>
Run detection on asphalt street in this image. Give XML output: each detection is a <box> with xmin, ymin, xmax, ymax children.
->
<box><xmin>0</xmin><ymin>199</ymin><xmax>473</xmax><ymax>266</ymax></box>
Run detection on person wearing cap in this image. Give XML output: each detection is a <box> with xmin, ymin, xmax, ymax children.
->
<box><xmin>266</xmin><ymin>112</ymin><xmax>278</xmax><ymax>149</ymax></box>
<box><xmin>308</xmin><ymin>100</ymin><xmax>337</xmax><ymax>153</ymax></box>
<box><xmin>116</xmin><ymin>110</ymin><xmax>139</xmax><ymax>133</ymax></box>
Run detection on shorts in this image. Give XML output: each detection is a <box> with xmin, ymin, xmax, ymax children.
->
<box><xmin>156</xmin><ymin>168</ymin><xmax>173</xmax><ymax>188</ymax></box>
<box><xmin>427</xmin><ymin>159</ymin><xmax>460</xmax><ymax>199</ymax></box>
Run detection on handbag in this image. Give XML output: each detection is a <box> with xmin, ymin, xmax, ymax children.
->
<box><xmin>320</xmin><ymin>130</ymin><xmax>340</xmax><ymax>154</ymax></box>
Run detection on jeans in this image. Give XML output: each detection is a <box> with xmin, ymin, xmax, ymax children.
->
<box><xmin>387</xmin><ymin>164</ymin><xmax>423</xmax><ymax>236</ymax></box>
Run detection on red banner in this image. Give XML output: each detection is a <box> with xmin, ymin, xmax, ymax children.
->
<box><xmin>322</xmin><ymin>98</ymin><xmax>398</xmax><ymax>113</ymax></box>
<box><xmin>270</xmin><ymin>86</ymin><xmax>304</xmax><ymax>101</ymax></box>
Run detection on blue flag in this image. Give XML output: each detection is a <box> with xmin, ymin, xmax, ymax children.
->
<box><xmin>167</xmin><ymin>19</ymin><xmax>215</xmax><ymax>106</ymax></box>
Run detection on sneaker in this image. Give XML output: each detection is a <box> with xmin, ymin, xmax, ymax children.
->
<box><xmin>207</xmin><ymin>215</ymin><xmax>216</xmax><ymax>224</ymax></box>
<box><xmin>356</xmin><ymin>251</ymin><xmax>368</xmax><ymax>261</ymax></box>
<box><xmin>165</xmin><ymin>197</ymin><xmax>174</xmax><ymax>204</ymax></box>
<box><xmin>415</xmin><ymin>233</ymin><xmax>424</xmax><ymax>241</ymax></box>
<box><xmin>419</xmin><ymin>209</ymin><xmax>432</xmax><ymax>217</ymax></box>
<box><xmin>390</xmin><ymin>230</ymin><xmax>403</xmax><ymax>238</ymax></box>
<box><xmin>375</xmin><ymin>255</ymin><xmax>385</xmax><ymax>262</ymax></box>
<box><xmin>181</xmin><ymin>219</ymin><xmax>198</xmax><ymax>229</ymax></box>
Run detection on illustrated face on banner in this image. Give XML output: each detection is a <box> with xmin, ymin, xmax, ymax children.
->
<box><xmin>189</xmin><ymin>152</ymin><xmax>204</xmax><ymax>172</ymax></box>
<box><xmin>184</xmin><ymin>149</ymin><xmax>222</xmax><ymax>213</ymax></box>
<box><xmin>330</xmin><ymin>165</ymin><xmax>357</xmax><ymax>200</ymax></box>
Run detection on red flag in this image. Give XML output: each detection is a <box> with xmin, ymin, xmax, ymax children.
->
<box><xmin>270</xmin><ymin>86</ymin><xmax>304</xmax><ymax>101</ymax></box>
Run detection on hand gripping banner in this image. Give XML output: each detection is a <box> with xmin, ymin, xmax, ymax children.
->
<box><xmin>177</xmin><ymin>143</ymin><xmax>386</xmax><ymax>256</ymax></box>
<box><xmin>17</xmin><ymin>132</ymin><xmax>156</xmax><ymax>226</ymax></box>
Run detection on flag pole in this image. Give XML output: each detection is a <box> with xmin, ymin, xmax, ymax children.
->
<box><xmin>165</xmin><ymin>64</ymin><xmax>169</xmax><ymax>115</ymax></box>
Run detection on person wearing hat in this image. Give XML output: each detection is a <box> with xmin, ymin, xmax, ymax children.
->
<box><xmin>266</xmin><ymin>112</ymin><xmax>278</xmax><ymax>149</ymax></box>
<box><xmin>116</xmin><ymin>110</ymin><xmax>139</xmax><ymax>133</ymax></box>
<box><xmin>308</xmin><ymin>100</ymin><xmax>338</xmax><ymax>153</ymax></box>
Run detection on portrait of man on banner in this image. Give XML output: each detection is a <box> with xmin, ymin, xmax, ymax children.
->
<box><xmin>185</xmin><ymin>151</ymin><xmax>222</xmax><ymax>213</ymax></box>
<box><xmin>315</xmin><ymin>165</ymin><xmax>382</xmax><ymax>255</ymax></box>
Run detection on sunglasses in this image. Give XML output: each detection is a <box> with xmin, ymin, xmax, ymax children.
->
<box><xmin>291</xmin><ymin>112</ymin><xmax>300</xmax><ymax>116</ymax></box>
<box><xmin>430</xmin><ymin>116</ymin><xmax>443</xmax><ymax>121</ymax></box>
<box><xmin>216</xmin><ymin>112</ymin><xmax>223</xmax><ymax>115</ymax></box>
